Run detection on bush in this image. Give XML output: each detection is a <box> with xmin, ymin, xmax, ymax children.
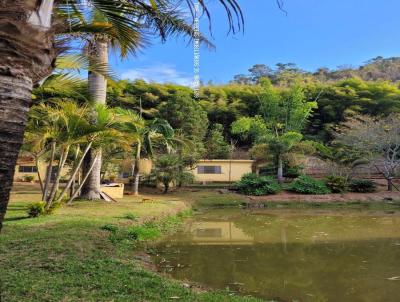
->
<box><xmin>284</xmin><ymin>166</ymin><xmax>303</xmax><ymax>179</ymax></box>
<box><xmin>127</xmin><ymin>223</ymin><xmax>160</xmax><ymax>241</ymax></box>
<box><xmin>288</xmin><ymin>175</ymin><xmax>331</xmax><ymax>195</ymax></box>
<box><xmin>349</xmin><ymin>179</ymin><xmax>377</xmax><ymax>193</ymax></box>
<box><xmin>325</xmin><ymin>176</ymin><xmax>348</xmax><ymax>193</ymax></box>
<box><xmin>100</xmin><ymin>224</ymin><xmax>119</xmax><ymax>233</ymax></box>
<box><xmin>27</xmin><ymin>202</ymin><xmax>45</xmax><ymax>218</ymax></box>
<box><xmin>234</xmin><ymin>173</ymin><xmax>281</xmax><ymax>196</ymax></box>
<box><xmin>23</xmin><ymin>175</ymin><xmax>35</xmax><ymax>182</ymax></box>
<box><xmin>140</xmin><ymin>173</ymin><xmax>157</xmax><ymax>188</ymax></box>
<box><xmin>123</xmin><ymin>213</ymin><xmax>138</xmax><ymax>221</ymax></box>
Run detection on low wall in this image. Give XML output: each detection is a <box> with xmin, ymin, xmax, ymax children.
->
<box><xmin>101</xmin><ymin>184</ymin><xmax>124</xmax><ymax>199</ymax></box>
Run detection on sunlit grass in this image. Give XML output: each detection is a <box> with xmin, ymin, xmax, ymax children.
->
<box><xmin>1</xmin><ymin>183</ymin><xmax>262</xmax><ymax>302</ymax></box>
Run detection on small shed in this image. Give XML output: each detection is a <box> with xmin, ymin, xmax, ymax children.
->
<box><xmin>191</xmin><ymin>159</ymin><xmax>254</xmax><ymax>183</ymax></box>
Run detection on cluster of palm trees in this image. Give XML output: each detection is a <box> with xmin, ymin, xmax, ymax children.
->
<box><xmin>0</xmin><ymin>0</ymin><xmax>245</xmax><ymax>230</ymax></box>
<box><xmin>24</xmin><ymin>100</ymin><xmax>178</xmax><ymax>209</ymax></box>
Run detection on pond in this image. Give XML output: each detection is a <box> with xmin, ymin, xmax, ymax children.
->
<box><xmin>151</xmin><ymin>208</ymin><xmax>400</xmax><ymax>302</ymax></box>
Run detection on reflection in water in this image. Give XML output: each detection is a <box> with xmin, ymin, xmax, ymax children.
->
<box><xmin>189</xmin><ymin>221</ymin><xmax>253</xmax><ymax>245</ymax></box>
<box><xmin>152</xmin><ymin>209</ymin><xmax>400</xmax><ymax>302</ymax></box>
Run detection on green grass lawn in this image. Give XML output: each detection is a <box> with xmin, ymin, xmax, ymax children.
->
<box><xmin>1</xmin><ymin>184</ymin><xmax>261</xmax><ymax>302</ymax></box>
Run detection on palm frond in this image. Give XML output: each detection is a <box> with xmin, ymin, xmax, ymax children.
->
<box><xmin>34</xmin><ymin>73</ymin><xmax>88</xmax><ymax>102</ymax></box>
<box><xmin>56</xmin><ymin>54</ymin><xmax>117</xmax><ymax>79</ymax></box>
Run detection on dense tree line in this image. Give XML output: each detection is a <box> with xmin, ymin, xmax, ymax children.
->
<box><xmin>100</xmin><ymin>59</ymin><xmax>400</xmax><ymax>159</ymax></box>
<box><xmin>232</xmin><ymin>57</ymin><xmax>400</xmax><ymax>85</ymax></box>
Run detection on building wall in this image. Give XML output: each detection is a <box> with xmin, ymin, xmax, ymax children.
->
<box><xmin>191</xmin><ymin>159</ymin><xmax>254</xmax><ymax>182</ymax></box>
<box><xmin>14</xmin><ymin>159</ymin><xmax>69</xmax><ymax>182</ymax></box>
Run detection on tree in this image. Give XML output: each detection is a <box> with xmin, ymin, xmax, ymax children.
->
<box><xmin>232</xmin><ymin>79</ymin><xmax>317</xmax><ymax>183</ymax></box>
<box><xmin>0</xmin><ymin>0</ymin><xmax>246</xmax><ymax>229</ymax></box>
<box><xmin>24</xmin><ymin>101</ymin><xmax>131</xmax><ymax>208</ymax></box>
<box><xmin>204</xmin><ymin>124</ymin><xmax>230</xmax><ymax>159</ymax></box>
<box><xmin>153</xmin><ymin>154</ymin><xmax>193</xmax><ymax>193</ymax></box>
<box><xmin>71</xmin><ymin>2</ymin><xmax>216</xmax><ymax>199</ymax></box>
<box><xmin>115</xmin><ymin>108</ymin><xmax>176</xmax><ymax>195</ymax></box>
<box><xmin>335</xmin><ymin>114</ymin><xmax>400</xmax><ymax>191</ymax></box>
<box><xmin>248</xmin><ymin>64</ymin><xmax>273</xmax><ymax>83</ymax></box>
<box><xmin>159</xmin><ymin>91</ymin><xmax>209</xmax><ymax>161</ymax></box>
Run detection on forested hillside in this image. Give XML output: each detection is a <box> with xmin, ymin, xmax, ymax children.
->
<box><xmin>35</xmin><ymin>57</ymin><xmax>400</xmax><ymax>160</ymax></box>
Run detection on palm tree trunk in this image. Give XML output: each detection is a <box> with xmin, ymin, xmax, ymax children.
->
<box><xmin>70</xmin><ymin>145</ymin><xmax>81</xmax><ymax>197</ymax></box>
<box><xmin>0</xmin><ymin>1</ymin><xmax>57</xmax><ymax>231</ymax></box>
<box><xmin>80</xmin><ymin>39</ymin><xmax>108</xmax><ymax>200</ymax></box>
<box><xmin>68</xmin><ymin>153</ymin><xmax>100</xmax><ymax>204</ymax></box>
<box><xmin>46</xmin><ymin>145</ymin><xmax>70</xmax><ymax>209</ymax></box>
<box><xmin>163</xmin><ymin>181</ymin><xmax>169</xmax><ymax>194</ymax></box>
<box><xmin>35</xmin><ymin>156</ymin><xmax>44</xmax><ymax>194</ymax></box>
<box><xmin>133</xmin><ymin>143</ymin><xmax>141</xmax><ymax>196</ymax></box>
<box><xmin>277</xmin><ymin>156</ymin><xmax>284</xmax><ymax>184</ymax></box>
<box><xmin>0</xmin><ymin>75</ymin><xmax>33</xmax><ymax>231</ymax></box>
<box><xmin>81</xmin><ymin>149</ymin><xmax>103</xmax><ymax>200</ymax></box>
<box><xmin>56</xmin><ymin>142</ymin><xmax>92</xmax><ymax>203</ymax></box>
<box><xmin>42</xmin><ymin>141</ymin><xmax>56</xmax><ymax>201</ymax></box>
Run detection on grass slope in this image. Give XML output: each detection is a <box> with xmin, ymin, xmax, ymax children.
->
<box><xmin>1</xmin><ymin>184</ymin><xmax>261</xmax><ymax>302</ymax></box>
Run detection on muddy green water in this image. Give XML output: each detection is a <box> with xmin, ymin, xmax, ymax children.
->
<box><xmin>152</xmin><ymin>208</ymin><xmax>400</xmax><ymax>302</ymax></box>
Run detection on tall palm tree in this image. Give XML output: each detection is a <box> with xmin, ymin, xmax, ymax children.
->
<box><xmin>0</xmin><ymin>0</ymin><xmax>244</xmax><ymax>230</ymax></box>
<box><xmin>67</xmin><ymin>3</ymin><xmax>216</xmax><ymax>199</ymax></box>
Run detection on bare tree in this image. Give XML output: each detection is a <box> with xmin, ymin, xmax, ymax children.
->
<box><xmin>335</xmin><ymin>114</ymin><xmax>400</xmax><ymax>191</ymax></box>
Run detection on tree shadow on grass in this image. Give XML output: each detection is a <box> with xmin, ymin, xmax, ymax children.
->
<box><xmin>4</xmin><ymin>216</ymin><xmax>30</xmax><ymax>222</ymax></box>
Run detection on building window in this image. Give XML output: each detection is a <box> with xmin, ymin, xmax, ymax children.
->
<box><xmin>18</xmin><ymin>166</ymin><xmax>37</xmax><ymax>173</ymax></box>
<box><xmin>197</xmin><ymin>165</ymin><xmax>222</xmax><ymax>174</ymax></box>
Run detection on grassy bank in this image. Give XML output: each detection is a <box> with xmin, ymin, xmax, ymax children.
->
<box><xmin>1</xmin><ymin>184</ymin><xmax>261</xmax><ymax>302</ymax></box>
<box><xmin>4</xmin><ymin>184</ymin><xmax>398</xmax><ymax>301</ymax></box>
<box><xmin>171</xmin><ymin>188</ymin><xmax>400</xmax><ymax>211</ymax></box>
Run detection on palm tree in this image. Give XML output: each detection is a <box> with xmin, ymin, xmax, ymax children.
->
<box><xmin>0</xmin><ymin>0</ymin><xmax>244</xmax><ymax>229</ymax></box>
<box><xmin>67</xmin><ymin>2</ymin><xmax>217</xmax><ymax>199</ymax></box>
<box><xmin>115</xmin><ymin>108</ymin><xmax>176</xmax><ymax>195</ymax></box>
<box><xmin>25</xmin><ymin>100</ymin><xmax>132</xmax><ymax>208</ymax></box>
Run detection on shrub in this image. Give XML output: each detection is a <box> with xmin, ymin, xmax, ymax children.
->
<box><xmin>127</xmin><ymin>223</ymin><xmax>160</xmax><ymax>241</ymax></box>
<box><xmin>325</xmin><ymin>176</ymin><xmax>348</xmax><ymax>193</ymax></box>
<box><xmin>288</xmin><ymin>175</ymin><xmax>331</xmax><ymax>195</ymax></box>
<box><xmin>27</xmin><ymin>202</ymin><xmax>45</xmax><ymax>218</ymax></box>
<box><xmin>23</xmin><ymin>175</ymin><xmax>35</xmax><ymax>182</ymax></box>
<box><xmin>100</xmin><ymin>224</ymin><xmax>119</xmax><ymax>233</ymax></box>
<box><xmin>349</xmin><ymin>179</ymin><xmax>377</xmax><ymax>193</ymax></box>
<box><xmin>284</xmin><ymin>166</ymin><xmax>303</xmax><ymax>179</ymax></box>
<box><xmin>234</xmin><ymin>173</ymin><xmax>281</xmax><ymax>196</ymax></box>
<box><xmin>140</xmin><ymin>173</ymin><xmax>157</xmax><ymax>188</ymax></box>
<box><xmin>123</xmin><ymin>213</ymin><xmax>137</xmax><ymax>221</ymax></box>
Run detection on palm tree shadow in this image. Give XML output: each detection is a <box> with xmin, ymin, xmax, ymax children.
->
<box><xmin>4</xmin><ymin>216</ymin><xmax>30</xmax><ymax>222</ymax></box>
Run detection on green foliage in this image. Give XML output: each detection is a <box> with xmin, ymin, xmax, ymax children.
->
<box><xmin>234</xmin><ymin>173</ymin><xmax>281</xmax><ymax>196</ymax></box>
<box><xmin>325</xmin><ymin>176</ymin><xmax>348</xmax><ymax>193</ymax></box>
<box><xmin>123</xmin><ymin>213</ymin><xmax>137</xmax><ymax>221</ymax></box>
<box><xmin>158</xmin><ymin>91</ymin><xmax>208</xmax><ymax>159</ymax></box>
<box><xmin>204</xmin><ymin>123</ymin><xmax>230</xmax><ymax>159</ymax></box>
<box><xmin>177</xmin><ymin>171</ymin><xmax>195</xmax><ymax>186</ymax></box>
<box><xmin>100</xmin><ymin>224</ymin><xmax>119</xmax><ymax>233</ymax></box>
<box><xmin>46</xmin><ymin>201</ymin><xmax>63</xmax><ymax>214</ymax></box>
<box><xmin>153</xmin><ymin>154</ymin><xmax>180</xmax><ymax>193</ymax></box>
<box><xmin>288</xmin><ymin>175</ymin><xmax>331</xmax><ymax>195</ymax></box>
<box><xmin>349</xmin><ymin>179</ymin><xmax>377</xmax><ymax>193</ymax></box>
<box><xmin>23</xmin><ymin>175</ymin><xmax>35</xmax><ymax>182</ymax></box>
<box><xmin>127</xmin><ymin>223</ymin><xmax>161</xmax><ymax>241</ymax></box>
<box><xmin>285</xmin><ymin>166</ymin><xmax>304</xmax><ymax>178</ymax></box>
<box><xmin>27</xmin><ymin>202</ymin><xmax>46</xmax><ymax>218</ymax></box>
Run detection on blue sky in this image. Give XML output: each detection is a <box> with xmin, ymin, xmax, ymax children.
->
<box><xmin>111</xmin><ymin>0</ymin><xmax>400</xmax><ymax>85</ymax></box>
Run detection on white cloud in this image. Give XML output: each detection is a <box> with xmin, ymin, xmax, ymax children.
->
<box><xmin>121</xmin><ymin>64</ymin><xmax>193</xmax><ymax>86</ymax></box>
